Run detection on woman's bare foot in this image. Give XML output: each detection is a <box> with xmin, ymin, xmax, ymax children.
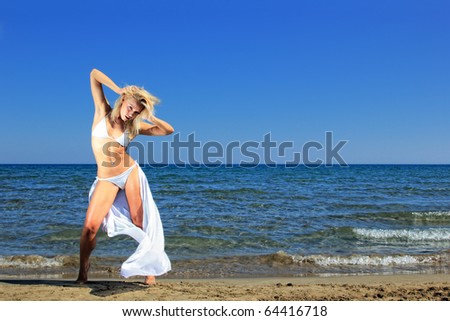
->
<box><xmin>75</xmin><ymin>263</ymin><xmax>90</xmax><ymax>284</ymax></box>
<box><xmin>144</xmin><ymin>276</ymin><xmax>156</xmax><ymax>286</ymax></box>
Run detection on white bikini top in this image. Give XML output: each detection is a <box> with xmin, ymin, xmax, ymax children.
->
<box><xmin>92</xmin><ymin>115</ymin><xmax>130</xmax><ymax>147</ymax></box>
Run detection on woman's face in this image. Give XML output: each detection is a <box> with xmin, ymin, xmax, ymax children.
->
<box><xmin>120</xmin><ymin>98</ymin><xmax>144</xmax><ymax>122</ymax></box>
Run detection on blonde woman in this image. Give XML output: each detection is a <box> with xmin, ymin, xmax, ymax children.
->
<box><xmin>76</xmin><ymin>69</ymin><xmax>173</xmax><ymax>285</ymax></box>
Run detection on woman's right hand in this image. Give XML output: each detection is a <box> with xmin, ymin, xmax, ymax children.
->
<box><xmin>90</xmin><ymin>69</ymin><xmax>120</xmax><ymax>115</ymax></box>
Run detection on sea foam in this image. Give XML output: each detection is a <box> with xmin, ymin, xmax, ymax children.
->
<box><xmin>353</xmin><ymin>227</ymin><xmax>450</xmax><ymax>241</ymax></box>
<box><xmin>0</xmin><ymin>255</ymin><xmax>64</xmax><ymax>269</ymax></box>
<box><xmin>292</xmin><ymin>253</ymin><xmax>444</xmax><ymax>266</ymax></box>
<box><xmin>412</xmin><ymin>210</ymin><xmax>450</xmax><ymax>217</ymax></box>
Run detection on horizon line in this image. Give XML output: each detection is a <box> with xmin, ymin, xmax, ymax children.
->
<box><xmin>0</xmin><ymin>163</ymin><xmax>449</xmax><ymax>166</ymax></box>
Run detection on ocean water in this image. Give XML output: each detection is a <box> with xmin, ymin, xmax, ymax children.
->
<box><xmin>0</xmin><ymin>164</ymin><xmax>449</xmax><ymax>278</ymax></box>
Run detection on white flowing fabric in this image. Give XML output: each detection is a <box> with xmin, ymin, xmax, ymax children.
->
<box><xmin>88</xmin><ymin>164</ymin><xmax>171</xmax><ymax>277</ymax></box>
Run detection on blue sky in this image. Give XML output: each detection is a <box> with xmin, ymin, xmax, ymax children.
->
<box><xmin>1</xmin><ymin>0</ymin><xmax>449</xmax><ymax>164</ymax></box>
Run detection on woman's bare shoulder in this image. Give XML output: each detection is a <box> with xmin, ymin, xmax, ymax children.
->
<box><xmin>91</xmin><ymin>109</ymin><xmax>110</xmax><ymax>130</ymax></box>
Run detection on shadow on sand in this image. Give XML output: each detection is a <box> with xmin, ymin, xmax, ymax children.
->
<box><xmin>0</xmin><ymin>279</ymin><xmax>149</xmax><ymax>298</ymax></box>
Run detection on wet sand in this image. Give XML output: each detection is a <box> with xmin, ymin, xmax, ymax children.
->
<box><xmin>1</xmin><ymin>274</ymin><xmax>449</xmax><ymax>301</ymax></box>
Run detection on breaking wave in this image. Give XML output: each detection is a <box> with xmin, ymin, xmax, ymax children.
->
<box><xmin>353</xmin><ymin>228</ymin><xmax>450</xmax><ymax>242</ymax></box>
<box><xmin>292</xmin><ymin>253</ymin><xmax>446</xmax><ymax>266</ymax></box>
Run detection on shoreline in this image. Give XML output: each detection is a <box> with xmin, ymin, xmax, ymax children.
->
<box><xmin>2</xmin><ymin>251</ymin><xmax>448</xmax><ymax>280</ymax></box>
<box><xmin>1</xmin><ymin>273</ymin><xmax>449</xmax><ymax>301</ymax></box>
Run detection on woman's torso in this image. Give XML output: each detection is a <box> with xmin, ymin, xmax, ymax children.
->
<box><xmin>91</xmin><ymin>113</ymin><xmax>135</xmax><ymax>178</ymax></box>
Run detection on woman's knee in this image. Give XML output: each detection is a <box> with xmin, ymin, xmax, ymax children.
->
<box><xmin>84</xmin><ymin>181</ymin><xmax>119</xmax><ymax>233</ymax></box>
<box><xmin>130</xmin><ymin>212</ymin><xmax>143</xmax><ymax>229</ymax></box>
<box><xmin>82</xmin><ymin>223</ymin><xmax>99</xmax><ymax>240</ymax></box>
<box><xmin>128</xmin><ymin>196</ymin><xmax>143</xmax><ymax>228</ymax></box>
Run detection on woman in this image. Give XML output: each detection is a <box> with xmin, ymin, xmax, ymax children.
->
<box><xmin>76</xmin><ymin>69</ymin><xmax>173</xmax><ymax>285</ymax></box>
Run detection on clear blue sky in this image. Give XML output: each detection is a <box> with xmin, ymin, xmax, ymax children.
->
<box><xmin>1</xmin><ymin>0</ymin><xmax>449</xmax><ymax>164</ymax></box>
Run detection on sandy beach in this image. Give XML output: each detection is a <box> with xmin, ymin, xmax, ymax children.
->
<box><xmin>1</xmin><ymin>274</ymin><xmax>449</xmax><ymax>301</ymax></box>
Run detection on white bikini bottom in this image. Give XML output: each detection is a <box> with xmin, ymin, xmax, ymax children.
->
<box><xmin>96</xmin><ymin>162</ymin><xmax>137</xmax><ymax>190</ymax></box>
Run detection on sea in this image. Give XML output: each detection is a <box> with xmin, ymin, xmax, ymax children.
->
<box><xmin>0</xmin><ymin>164</ymin><xmax>449</xmax><ymax>279</ymax></box>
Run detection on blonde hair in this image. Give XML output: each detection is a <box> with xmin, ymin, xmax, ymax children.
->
<box><xmin>110</xmin><ymin>85</ymin><xmax>160</xmax><ymax>138</ymax></box>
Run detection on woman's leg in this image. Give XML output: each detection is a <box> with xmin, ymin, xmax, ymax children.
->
<box><xmin>124</xmin><ymin>167</ymin><xmax>143</xmax><ymax>229</ymax></box>
<box><xmin>76</xmin><ymin>180</ymin><xmax>119</xmax><ymax>284</ymax></box>
<box><xmin>124</xmin><ymin>167</ymin><xmax>155</xmax><ymax>285</ymax></box>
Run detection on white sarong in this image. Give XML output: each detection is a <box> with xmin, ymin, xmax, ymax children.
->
<box><xmin>88</xmin><ymin>164</ymin><xmax>171</xmax><ymax>277</ymax></box>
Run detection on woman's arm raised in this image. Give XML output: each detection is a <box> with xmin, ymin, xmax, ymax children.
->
<box><xmin>90</xmin><ymin>69</ymin><xmax>122</xmax><ymax>115</ymax></box>
<box><xmin>139</xmin><ymin>115</ymin><xmax>174</xmax><ymax>136</ymax></box>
